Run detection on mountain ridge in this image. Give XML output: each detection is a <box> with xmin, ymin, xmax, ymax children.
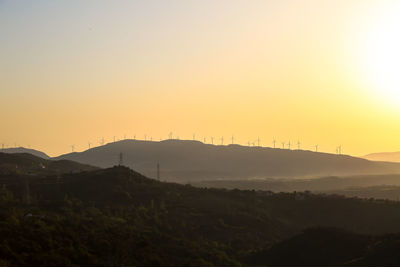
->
<box><xmin>54</xmin><ymin>139</ymin><xmax>400</xmax><ymax>182</ymax></box>
<box><xmin>0</xmin><ymin>147</ymin><xmax>50</xmax><ymax>159</ymax></box>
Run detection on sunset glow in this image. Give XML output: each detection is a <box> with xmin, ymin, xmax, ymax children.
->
<box><xmin>1</xmin><ymin>0</ymin><xmax>399</xmax><ymax>156</ymax></box>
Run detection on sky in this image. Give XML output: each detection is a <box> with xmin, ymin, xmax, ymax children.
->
<box><xmin>1</xmin><ymin>0</ymin><xmax>400</xmax><ymax>157</ymax></box>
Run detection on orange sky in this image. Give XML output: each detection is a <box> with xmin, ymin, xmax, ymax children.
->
<box><xmin>1</xmin><ymin>0</ymin><xmax>400</xmax><ymax>157</ymax></box>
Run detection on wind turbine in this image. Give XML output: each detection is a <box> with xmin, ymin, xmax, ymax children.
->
<box><xmin>88</xmin><ymin>142</ymin><xmax>91</xmax><ymax>149</ymax></box>
<box><xmin>282</xmin><ymin>142</ymin><xmax>285</xmax><ymax>149</ymax></box>
<box><xmin>221</xmin><ymin>136</ymin><xmax>224</xmax><ymax>145</ymax></box>
<box><xmin>145</xmin><ymin>134</ymin><xmax>147</xmax><ymax>141</ymax></box>
<box><xmin>273</xmin><ymin>138</ymin><xmax>276</xmax><ymax>148</ymax></box>
<box><xmin>193</xmin><ymin>133</ymin><xmax>196</xmax><ymax>140</ymax></box>
<box><xmin>211</xmin><ymin>137</ymin><xmax>214</xmax><ymax>145</ymax></box>
<box><xmin>297</xmin><ymin>140</ymin><xmax>301</xmax><ymax>150</ymax></box>
<box><xmin>232</xmin><ymin>135</ymin><xmax>234</xmax><ymax>145</ymax></box>
<box><xmin>257</xmin><ymin>137</ymin><xmax>260</xmax><ymax>147</ymax></box>
<box><xmin>204</xmin><ymin>137</ymin><xmax>206</xmax><ymax>143</ymax></box>
<box><xmin>315</xmin><ymin>145</ymin><xmax>318</xmax><ymax>152</ymax></box>
<box><xmin>113</xmin><ymin>136</ymin><xmax>116</xmax><ymax>143</ymax></box>
<box><xmin>168</xmin><ymin>132</ymin><xmax>173</xmax><ymax>139</ymax></box>
<box><xmin>287</xmin><ymin>141</ymin><xmax>291</xmax><ymax>150</ymax></box>
<box><xmin>71</xmin><ymin>145</ymin><xmax>75</xmax><ymax>152</ymax></box>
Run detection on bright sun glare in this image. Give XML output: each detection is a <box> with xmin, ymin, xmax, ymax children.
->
<box><xmin>363</xmin><ymin>3</ymin><xmax>400</xmax><ymax>106</ymax></box>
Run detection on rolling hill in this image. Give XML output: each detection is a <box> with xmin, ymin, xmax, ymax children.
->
<box><xmin>193</xmin><ymin>174</ymin><xmax>400</xmax><ymax>192</ymax></box>
<box><xmin>55</xmin><ymin>139</ymin><xmax>400</xmax><ymax>182</ymax></box>
<box><xmin>0</xmin><ymin>147</ymin><xmax>49</xmax><ymax>159</ymax></box>
<box><xmin>0</xmin><ymin>152</ymin><xmax>98</xmax><ymax>175</ymax></box>
<box><xmin>363</xmin><ymin>151</ymin><xmax>400</xmax><ymax>163</ymax></box>
<box><xmin>2</xmin><ymin>166</ymin><xmax>400</xmax><ymax>265</ymax></box>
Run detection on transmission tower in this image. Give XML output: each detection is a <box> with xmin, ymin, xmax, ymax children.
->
<box><xmin>157</xmin><ymin>162</ymin><xmax>160</xmax><ymax>181</ymax></box>
<box><xmin>118</xmin><ymin>152</ymin><xmax>123</xmax><ymax>166</ymax></box>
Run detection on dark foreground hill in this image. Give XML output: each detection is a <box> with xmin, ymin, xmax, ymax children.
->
<box><xmin>0</xmin><ymin>147</ymin><xmax>49</xmax><ymax>159</ymax></box>
<box><xmin>2</xmin><ymin>166</ymin><xmax>400</xmax><ymax>265</ymax></box>
<box><xmin>0</xmin><ymin>152</ymin><xmax>98</xmax><ymax>175</ymax></box>
<box><xmin>246</xmin><ymin>227</ymin><xmax>400</xmax><ymax>267</ymax></box>
<box><xmin>54</xmin><ymin>139</ymin><xmax>400</xmax><ymax>182</ymax></box>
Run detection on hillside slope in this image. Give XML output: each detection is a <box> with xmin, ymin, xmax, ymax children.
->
<box><xmin>0</xmin><ymin>147</ymin><xmax>49</xmax><ymax>159</ymax></box>
<box><xmin>0</xmin><ymin>152</ymin><xmax>98</xmax><ymax>175</ymax></box>
<box><xmin>55</xmin><ymin>139</ymin><xmax>400</xmax><ymax>182</ymax></box>
<box><xmin>363</xmin><ymin>151</ymin><xmax>400</xmax><ymax>163</ymax></box>
<box><xmin>2</xmin><ymin>166</ymin><xmax>400</xmax><ymax>265</ymax></box>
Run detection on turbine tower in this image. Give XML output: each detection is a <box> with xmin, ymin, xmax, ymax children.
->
<box><xmin>315</xmin><ymin>145</ymin><xmax>318</xmax><ymax>152</ymax></box>
<box><xmin>221</xmin><ymin>136</ymin><xmax>224</xmax><ymax>145</ymax></box>
<box><xmin>71</xmin><ymin>145</ymin><xmax>75</xmax><ymax>152</ymax></box>
<box><xmin>232</xmin><ymin>135</ymin><xmax>234</xmax><ymax>145</ymax></box>
<box><xmin>145</xmin><ymin>134</ymin><xmax>147</xmax><ymax>141</ymax></box>
<box><xmin>257</xmin><ymin>137</ymin><xmax>260</xmax><ymax>147</ymax></box>
<box><xmin>168</xmin><ymin>132</ymin><xmax>173</xmax><ymax>139</ymax></box>
<box><xmin>273</xmin><ymin>139</ymin><xmax>276</xmax><ymax>149</ymax></box>
<box><xmin>88</xmin><ymin>142</ymin><xmax>91</xmax><ymax>149</ymax></box>
<box><xmin>193</xmin><ymin>133</ymin><xmax>196</xmax><ymax>140</ymax></box>
<box><xmin>113</xmin><ymin>136</ymin><xmax>116</xmax><ymax>142</ymax></box>
<box><xmin>282</xmin><ymin>142</ymin><xmax>285</xmax><ymax>149</ymax></box>
<box><xmin>297</xmin><ymin>140</ymin><xmax>301</xmax><ymax>150</ymax></box>
<box><xmin>287</xmin><ymin>141</ymin><xmax>291</xmax><ymax>150</ymax></box>
<box><xmin>211</xmin><ymin>137</ymin><xmax>214</xmax><ymax>145</ymax></box>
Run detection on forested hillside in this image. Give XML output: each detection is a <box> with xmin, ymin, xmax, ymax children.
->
<box><xmin>2</xmin><ymin>165</ymin><xmax>400</xmax><ymax>266</ymax></box>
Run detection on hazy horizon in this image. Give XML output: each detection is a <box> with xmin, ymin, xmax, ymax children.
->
<box><xmin>1</xmin><ymin>0</ymin><xmax>400</xmax><ymax>156</ymax></box>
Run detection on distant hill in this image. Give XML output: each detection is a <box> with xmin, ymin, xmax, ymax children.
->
<box><xmin>0</xmin><ymin>147</ymin><xmax>49</xmax><ymax>159</ymax></box>
<box><xmin>0</xmin><ymin>152</ymin><xmax>98</xmax><ymax>175</ymax></box>
<box><xmin>193</xmin><ymin>174</ymin><xmax>400</xmax><ymax>192</ymax></box>
<box><xmin>54</xmin><ymin>139</ymin><xmax>400</xmax><ymax>182</ymax></box>
<box><xmin>363</xmin><ymin>151</ymin><xmax>400</xmax><ymax>163</ymax></box>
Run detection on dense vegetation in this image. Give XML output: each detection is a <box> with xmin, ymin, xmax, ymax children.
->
<box><xmin>2</xmin><ymin>161</ymin><xmax>400</xmax><ymax>265</ymax></box>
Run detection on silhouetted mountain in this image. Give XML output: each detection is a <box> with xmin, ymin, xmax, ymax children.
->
<box><xmin>0</xmin><ymin>147</ymin><xmax>49</xmax><ymax>159</ymax></box>
<box><xmin>54</xmin><ymin>139</ymin><xmax>400</xmax><ymax>182</ymax></box>
<box><xmin>0</xmin><ymin>152</ymin><xmax>98</xmax><ymax>175</ymax></box>
<box><xmin>363</xmin><ymin>151</ymin><xmax>400</xmax><ymax>163</ymax></box>
<box><xmin>2</xmin><ymin>166</ymin><xmax>400</xmax><ymax>265</ymax></box>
